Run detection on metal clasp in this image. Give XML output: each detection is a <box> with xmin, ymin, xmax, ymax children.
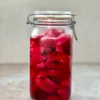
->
<box><xmin>71</xmin><ymin>14</ymin><xmax>78</xmax><ymax>41</ymax></box>
<box><xmin>71</xmin><ymin>21</ymin><xmax>78</xmax><ymax>40</ymax></box>
<box><xmin>26</xmin><ymin>14</ymin><xmax>34</xmax><ymax>25</ymax></box>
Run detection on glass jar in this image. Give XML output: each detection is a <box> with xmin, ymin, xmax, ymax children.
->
<box><xmin>27</xmin><ymin>11</ymin><xmax>77</xmax><ymax>100</ymax></box>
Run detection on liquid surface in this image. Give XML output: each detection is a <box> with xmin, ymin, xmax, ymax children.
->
<box><xmin>30</xmin><ymin>29</ymin><xmax>72</xmax><ymax>100</ymax></box>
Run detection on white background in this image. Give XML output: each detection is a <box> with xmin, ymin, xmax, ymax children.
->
<box><xmin>0</xmin><ymin>0</ymin><xmax>100</xmax><ymax>64</ymax></box>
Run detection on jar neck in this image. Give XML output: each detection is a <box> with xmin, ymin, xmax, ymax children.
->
<box><xmin>27</xmin><ymin>11</ymin><xmax>75</xmax><ymax>26</ymax></box>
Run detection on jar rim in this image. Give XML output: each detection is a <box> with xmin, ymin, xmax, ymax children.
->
<box><xmin>33</xmin><ymin>11</ymin><xmax>76</xmax><ymax>16</ymax></box>
<box><xmin>33</xmin><ymin>11</ymin><xmax>72</xmax><ymax>15</ymax></box>
<box><xmin>32</xmin><ymin>11</ymin><xmax>76</xmax><ymax>18</ymax></box>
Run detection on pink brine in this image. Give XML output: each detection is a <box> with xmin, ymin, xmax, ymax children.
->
<box><xmin>30</xmin><ymin>29</ymin><xmax>72</xmax><ymax>100</ymax></box>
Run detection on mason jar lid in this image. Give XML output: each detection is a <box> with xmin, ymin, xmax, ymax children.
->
<box><xmin>33</xmin><ymin>11</ymin><xmax>72</xmax><ymax>15</ymax></box>
<box><xmin>33</xmin><ymin>11</ymin><xmax>74</xmax><ymax>24</ymax></box>
<box><xmin>27</xmin><ymin>11</ymin><xmax>76</xmax><ymax>25</ymax></box>
<box><xmin>32</xmin><ymin>11</ymin><xmax>74</xmax><ymax>18</ymax></box>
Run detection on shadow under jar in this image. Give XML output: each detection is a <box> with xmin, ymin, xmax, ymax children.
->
<box><xmin>27</xmin><ymin>11</ymin><xmax>77</xmax><ymax>100</ymax></box>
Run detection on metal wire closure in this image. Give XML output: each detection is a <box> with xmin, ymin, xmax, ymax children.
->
<box><xmin>26</xmin><ymin>13</ymin><xmax>78</xmax><ymax>40</ymax></box>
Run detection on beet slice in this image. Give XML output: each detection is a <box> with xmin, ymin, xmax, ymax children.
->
<box><xmin>35</xmin><ymin>77</ymin><xmax>60</xmax><ymax>93</ymax></box>
<box><xmin>41</xmin><ymin>46</ymin><xmax>54</xmax><ymax>56</ymax></box>
<box><xmin>44</xmin><ymin>29</ymin><xmax>62</xmax><ymax>37</ymax></box>
<box><xmin>45</xmin><ymin>63</ymin><xmax>70</xmax><ymax>75</ymax></box>
<box><xmin>30</xmin><ymin>46</ymin><xmax>45</xmax><ymax>66</ymax></box>
<box><xmin>33</xmin><ymin>89</ymin><xmax>48</xmax><ymax>100</ymax></box>
<box><xmin>56</xmin><ymin>44</ymin><xmax>63</xmax><ymax>54</ymax></box>
<box><xmin>47</xmin><ymin>54</ymin><xmax>70</xmax><ymax>63</ymax></box>
<box><xmin>47</xmin><ymin>95</ymin><xmax>60</xmax><ymax>100</ymax></box>
<box><xmin>37</xmin><ymin>70</ymin><xmax>60</xmax><ymax>77</ymax></box>
<box><xmin>56</xmin><ymin>34</ymin><xmax>72</xmax><ymax>55</ymax></box>
<box><xmin>40</xmin><ymin>36</ymin><xmax>56</xmax><ymax>48</ymax></box>
<box><xmin>30</xmin><ymin>85</ymin><xmax>37</xmax><ymax>95</ymax></box>
<box><xmin>56</xmin><ymin>34</ymin><xmax>71</xmax><ymax>45</ymax></box>
<box><xmin>30</xmin><ymin>66</ymin><xmax>38</xmax><ymax>78</ymax></box>
<box><xmin>60</xmin><ymin>79</ymin><xmax>71</xmax><ymax>87</ymax></box>
<box><xmin>30</xmin><ymin>48</ymin><xmax>34</xmax><ymax>58</ymax></box>
<box><xmin>30</xmin><ymin>37</ymin><xmax>40</xmax><ymax>48</ymax></box>
<box><xmin>54</xmin><ymin>73</ymin><xmax>70</xmax><ymax>83</ymax></box>
<box><xmin>57</xmin><ymin>88</ymin><xmax>69</xmax><ymax>100</ymax></box>
<box><xmin>37</xmin><ymin>62</ymin><xmax>46</xmax><ymax>69</ymax></box>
